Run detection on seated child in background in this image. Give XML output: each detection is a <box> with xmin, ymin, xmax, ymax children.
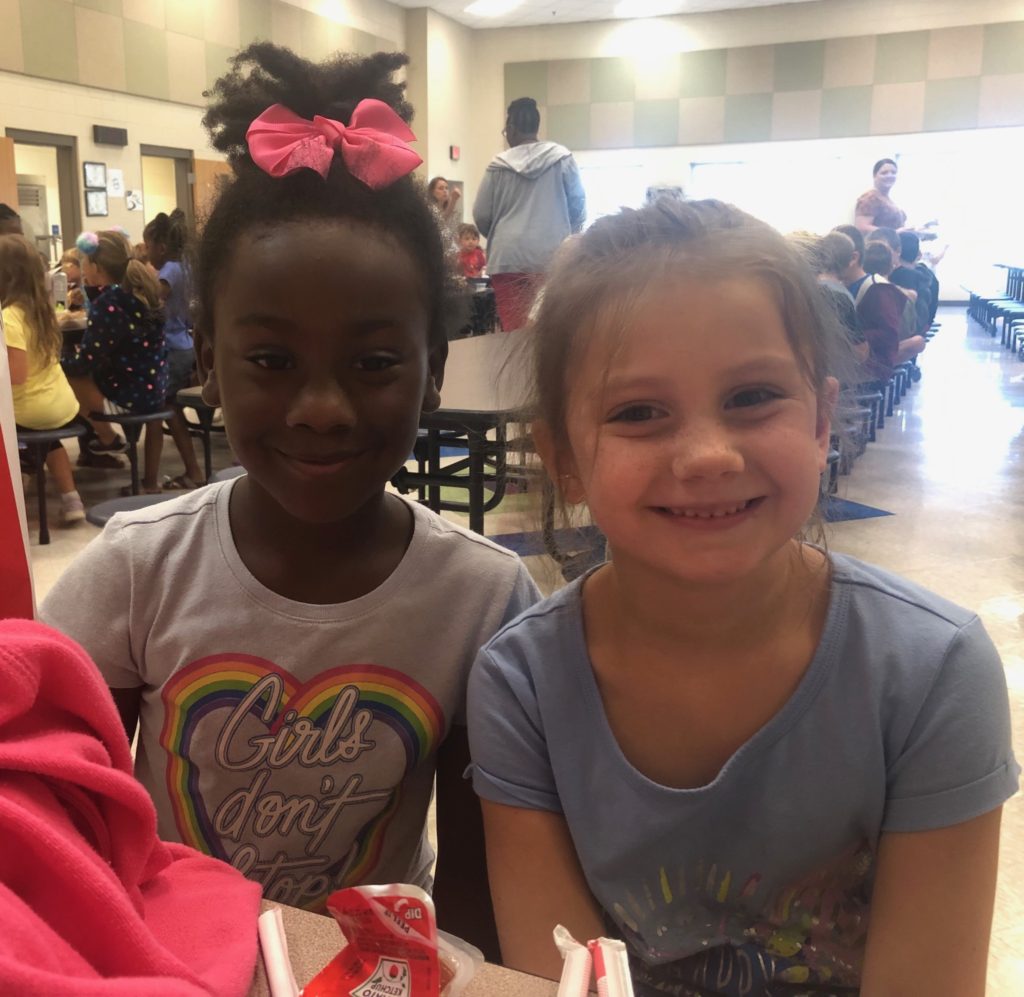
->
<box><xmin>0</xmin><ymin>234</ymin><xmax>86</xmax><ymax>523</ymax></box>
<box><xmin>458</xmin><ymin>222</ymin><xmax>487</xmax><ymax>278</ymax></box>
<box><xmin>140</xmin><ymin>209</ymin><xmax>206</xmax><ymax>492</ymax></box>
<box><xmin>792</xmin><ymin>230</ymin><xmax>868</xmax><ymax>366</ymax></box>
<box><xmin>890</xmin><ymin>231</ymin><xmax>933</xmax><ymax>335</ymax></box>
<box><xmin>61</xmin><ymin>230</ymin><xmax>168</xmax><ymax>455</ymax></box>
<box><xmin>468</xmin><ymin>198</ymin><xmax>1016</xmax><ymax>994</ymax></box>
<box><xmin>857</xmin><ymin>242</ymin><xmax>926</xmax><ymax>372</ymax></box>
<box><xmin>41</xmin><ymin>42</ymin><xmax>538</xmax><ymax>960</ymax></box>
<box><xmin>58</xmin><ymin>248</ymin><xmax>85</xmax><ymax>314</ymax></box>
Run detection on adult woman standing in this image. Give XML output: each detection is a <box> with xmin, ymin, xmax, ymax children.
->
<box><xmin>854</xmin><ymin>158</ymin><xmax>935</xmax><ymax>239</ymax></box>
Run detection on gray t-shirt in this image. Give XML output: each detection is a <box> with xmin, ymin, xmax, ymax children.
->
<box><xmin>41</xmin><ymin>481</ymin><xmax>539</xmax><ymax>911</ymax></box>
<box><xmin>468</xmin><ymin>553</ymin><xmax>1019</xmax><ymax>994</ymax></box>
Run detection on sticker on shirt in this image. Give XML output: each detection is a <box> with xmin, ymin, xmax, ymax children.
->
<box><xmin>610</xmin><ymin>840</ymin><xmax>871</xmax><ymax>995</ymax></box>
<box><xmin>160</xmin><ymin>654</ymin><xmax>444</xmax><ymax>909</ymax></box>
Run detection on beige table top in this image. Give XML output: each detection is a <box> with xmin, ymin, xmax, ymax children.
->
<box><xmin>434</xmin><ymin>331</ymin><xmax>531</xmax><ymax>416</ymax></box>
<box><xmin>248</xmin><ymin>901</ymin><xmax>558</xmax><ymax>997</ymax></box>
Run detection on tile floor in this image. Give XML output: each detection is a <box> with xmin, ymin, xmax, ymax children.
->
<box><xmin>22</xmin><ymin>307</ymin><xmax>1024</xmax><ymax>991</ymax></box>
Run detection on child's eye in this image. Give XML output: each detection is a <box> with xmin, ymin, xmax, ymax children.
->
<box><xmin>247</xmin><ymin>352</ymin><xmax>294</xmax><ymax>371</ymax></box>
<box><xmin>608</xmin><ymin>403</ymin><xmax>664</xmax><ymax>423</ymax></box>
<box><xmin>726</xmin><ymin>387</ymin><xmax>780</xmax><ymax>409</ymax></box>
<box><xmin>356</xmin><ymin>353</ymin><xmax>400</xmax><ymax>373</ymax></box>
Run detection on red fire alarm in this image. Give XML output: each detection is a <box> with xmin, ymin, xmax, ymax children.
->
<box><xmin>450</xmin><ymin>145</ymin><xmax>460</xmax><ymax>162</ymax></box>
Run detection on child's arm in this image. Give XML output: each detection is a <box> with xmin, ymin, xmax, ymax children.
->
<box><xmin>481</xmin><ymin>799</ymin><xmax>604</xmax><ymax>979</ymax></box>
<box><xmin>859</xmin><ymin>615</ymin><xmax>1016</xmax><ymax>994</ymax></box>
<box><xmin>860</xmin><ymin>809</ymin><xmax>1002</xmax><ymax>996</ymax></box>
<box><xmin>433</xmin><ymin>725</ymin><xmax>500</xmax><ymax>962</ymax></box>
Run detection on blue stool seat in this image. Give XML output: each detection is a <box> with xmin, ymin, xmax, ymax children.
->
<box><xmin>85</xmin><ymin>492</ymin><xmax>179</xmax><ymax>528</ymax></box>
<box><xmin>89</xmin><ymin>408</ymin><xmax>174</xmax><ymax>495</ymax></box>
<box><xmin>17</xmin><ymin>422</ymin><xmax>89</xmax><ymax>545</ymax></box>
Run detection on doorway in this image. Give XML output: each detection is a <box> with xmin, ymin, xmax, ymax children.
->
<box><xmin>5</xmin><ymin>128</ymin><xmax>80</xmax><ymax>264</ymax></box>
<box><xmin>139</xmin><ymin>144</ymin><xmax>194</xmax><ymax>229</ymax></box>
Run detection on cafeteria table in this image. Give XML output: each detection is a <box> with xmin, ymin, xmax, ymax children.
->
<box><xmin>248</xmin><ymin>900</ymin><xmax>558</xmax><ymax>996</ymax></box>
<box><xmin>392</xmin><ymin>332</ymin><xmax>531</xmax><ymax>535</ymax></box>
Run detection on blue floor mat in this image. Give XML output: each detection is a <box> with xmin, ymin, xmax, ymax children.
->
<box><xmin>823</xmin><ymin>498</ymin><xmax>893</xmax><ymax>523</ymax></box>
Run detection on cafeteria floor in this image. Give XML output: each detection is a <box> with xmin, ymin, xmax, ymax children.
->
<box><xmin>25</xmin><ymin>306</ymin><xmax>1024</xmax><ymax>992</ymax></box>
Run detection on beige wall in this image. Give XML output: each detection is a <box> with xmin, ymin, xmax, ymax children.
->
<box><xmin>0</xmin><ymin>69</ymin><xmax>212</xmax><ymax>239</ymax></box>
<box><xmin>425</xmin><ymin>11</ymin><xmax>477</xmax><ymax>212</ymax></box>
<box><xmin>466</xmin><ymin>0</ymin><xmax>1024</xmax><ymax>176</ymax></box>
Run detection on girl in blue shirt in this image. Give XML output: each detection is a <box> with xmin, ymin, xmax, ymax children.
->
<box><xmin>142</xmin><ymin>209</ymin><xmax>205</xmax><ymax>490</ymax></box>
<box><xmin>468</xmin><ymin>199</ymin><xmax>1017</xmax><ymax>996</ymax></box>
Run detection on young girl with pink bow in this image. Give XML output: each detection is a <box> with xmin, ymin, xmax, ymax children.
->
<box><xmin>41</xmin><ymin>44</ymin><xmax>537</xmax><ymax>958</ymax></box>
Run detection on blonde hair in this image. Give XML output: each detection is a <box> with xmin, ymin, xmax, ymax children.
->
<box><xmin>0</xmin><ymin>235</ymin><xmax>62</xmax><ymax>364</ymax></box>
<box><xmin>77</xmin><ymin>229</ymin><xmax>161</xmax><ymax>311</ymax></box>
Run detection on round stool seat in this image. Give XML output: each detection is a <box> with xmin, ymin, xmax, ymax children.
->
<box><xmin>85</xmin><ymin>492</ymin><xmax>179</xmax><ymax>528</ymax></box>
<box><xmin>17</xmin><ymin>422</ymin><xmax>89</xmax><ymax>447</ymax></box>
<box><xmin>89</xmin><ymin>408</ymin><xmax>174</xmax><ymax>426</ymax></box>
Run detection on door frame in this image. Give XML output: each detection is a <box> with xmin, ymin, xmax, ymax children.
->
<box><xmin>5</xmin><ymin>128</ymin><xmax>81</xmax><ymax>251</ymax></box>
<box><xmin>140</xmin><ymin>144</ymin><xmax>195</xmax><ymax>229</ymax></box>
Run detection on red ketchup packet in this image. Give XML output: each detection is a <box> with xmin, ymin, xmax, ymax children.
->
<box><xmin>302</xmin><ymin>885</ymin><xmax>442</xmax><ymax>997</ymax></box>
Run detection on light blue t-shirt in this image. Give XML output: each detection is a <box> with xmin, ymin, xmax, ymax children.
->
<box><xmin>468</xmin><ymin>553</ymin><xmax>1019</xmax><ymax>995</ymax></box>
<box><xmin>159</xmin><ymin>259</ymin><xmax>192</xmax><ymax>352</ymax></box>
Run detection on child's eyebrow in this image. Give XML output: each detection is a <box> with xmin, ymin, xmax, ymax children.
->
<box><xmin>232</xmin><ymin>312</ymin><xmax>296</xmax><ymax>333</ymax></box>
<box><xmin>723</xmin><ymin>356</ymin><xmax>802</xmax><ymax>379</ymax></box>
<box><xmin>231</xmin><ymin>314</ymin><xmax>401</xmax><ymax>336</ymax></box>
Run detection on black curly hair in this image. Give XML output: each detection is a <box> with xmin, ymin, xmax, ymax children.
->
<box><xmin>195</xmin><ymin>42</ymin><xmax>458</xmax><ymax>349</ymax></box>
<box><xmin>144</xmin><ymin>208</ymin><xmax>188</xmax><ymax>259</ymax></box>
<box><xmin>505</xmin><ymin>97</ymin><xmax>540</xmax><ymax>137</ymax></box>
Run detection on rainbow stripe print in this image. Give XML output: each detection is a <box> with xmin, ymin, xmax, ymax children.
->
<box><xmin>159</xmin><ymin>653</ymin><xmax>445</xmax><ymax>895</ymax></box>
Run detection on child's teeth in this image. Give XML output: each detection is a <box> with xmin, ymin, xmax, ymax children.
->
<box><xmin>671</xmin><ymin>501</ymin><xmax>748</xmax><ymax>518</ymax></box>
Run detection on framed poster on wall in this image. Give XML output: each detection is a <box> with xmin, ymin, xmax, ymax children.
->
<box><xmin>83</xmin><ymin>161</ymin><xmax>106</xmax><ymax>189</ymax></box>
<box><xmin>85</xmin><ymin>189</ymin><xmax>108</xmax><ymax>216</ymax></box>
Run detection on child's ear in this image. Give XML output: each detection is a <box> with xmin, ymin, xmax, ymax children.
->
<box><xmin>193</xmin><ymin>327</ymin><xmax>221</xmax><ymax>407</ymax></box>
<box><xmin>421</xmin><ymin>341</ymin><xmax>447</xmax><ymax>414</ymax></box>
<box><xmin>816</xmin><ymin>377</ymin><xmax>840</xmax><ymax>468</ymax></box>
<box><xmin>532</xmin><ymin>419</ymin><xmax>585</xmax><ymax>505</ymax></box>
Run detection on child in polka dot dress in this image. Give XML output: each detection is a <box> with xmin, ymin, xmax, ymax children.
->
<box><xmin>63</xmin><ymin>230</ymin><xmax>168</xmax><ymax>454</ymax></box>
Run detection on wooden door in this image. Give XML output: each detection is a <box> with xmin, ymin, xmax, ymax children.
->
<box><xmin>192</xmin><ymin>158</ymin><xmax>232</xmax><ymax>226</ymax></box>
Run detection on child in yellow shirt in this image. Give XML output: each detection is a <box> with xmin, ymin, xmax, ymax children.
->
<box><xmin>1</xmin><ymin>235</ymin><xmax>85</xmax><ymax>523</ymax></box>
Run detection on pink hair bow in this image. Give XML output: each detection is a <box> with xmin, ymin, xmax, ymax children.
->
<box><xmin>246</xmin><ymin>99</ymin><xmax>422</xmax><ymax>190</ymax></box>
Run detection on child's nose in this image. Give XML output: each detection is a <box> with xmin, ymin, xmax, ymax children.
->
<box><xmin>286</xmin><ymin>377</ymin><xmax>356</xmax><ymax>432</ymax></box>
<box><xmin>670</xmin><ymin>421</ymin><xmax>744</xmax><ymax>480</ymax></box>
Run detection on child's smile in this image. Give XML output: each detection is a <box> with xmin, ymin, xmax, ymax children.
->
<box><xmin>558</xmin><ymin>274</ymin><xmax>836</xmax><ymax>588</ymax></box>
<box><xmin>201</xmin><ymin>219</ymin><xmax>443</xmax><ymax>527</ymax></box>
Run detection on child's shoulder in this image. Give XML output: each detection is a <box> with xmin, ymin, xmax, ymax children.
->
<box><xmin>829</xmin><ymin>551</ymin><xmax>977</xmax><ymax>633</ymax></box>
<box><xmin>408</xmin><ymin>500</ymin><xmax>529</xmax><ymax>579</ymax></box>
<box><xmin>480</xmin><ymin>574</ymin><xmax>583</xmax><ymax>661</ymax></box>
<box><xmin>102</xmin><ymin>481</ymin><xmax>224</xmax><ymax>554</ymax></box>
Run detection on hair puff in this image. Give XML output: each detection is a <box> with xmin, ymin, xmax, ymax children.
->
<box><xmin>76</xmin><ymin>231</ymin><xmax>99</xmax><ymax>256</ymax></box>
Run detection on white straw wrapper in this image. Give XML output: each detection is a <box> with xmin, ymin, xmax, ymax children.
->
<box><xmin>588</xmin><ymin>937</ymin><xmax>634</xmax><ymax>997</ymax></box>
<box><xmin>258</xmin><ymin>906</ymin><xmax>300</xmax><ymax>997</ymax></box>
<box><xmin>554</xmin><ymin>925</ymin><xmax>592</xmax><ymax>997</ymax></box>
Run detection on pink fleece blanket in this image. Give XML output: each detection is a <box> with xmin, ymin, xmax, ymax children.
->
<box><xmin>0</xmin><ymin>620</ymin><xmax>262</xmax><ymax>995</ymax></box>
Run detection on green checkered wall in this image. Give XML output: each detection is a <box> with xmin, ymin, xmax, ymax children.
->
<box><xmin>3</xmin><ymin>0</ymin><xmax>398</xmax><ymax>107</ymax></box>
<box><xmin>506</xmin><ymin>22</ymin><xmax>1024</xmax><ymax>150</ymax></box>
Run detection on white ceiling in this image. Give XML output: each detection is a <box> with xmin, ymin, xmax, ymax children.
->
<box><xmin>388</xmin><ymin>0</ymin><xmax>819</xmax><ymax>31</ymax></box>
